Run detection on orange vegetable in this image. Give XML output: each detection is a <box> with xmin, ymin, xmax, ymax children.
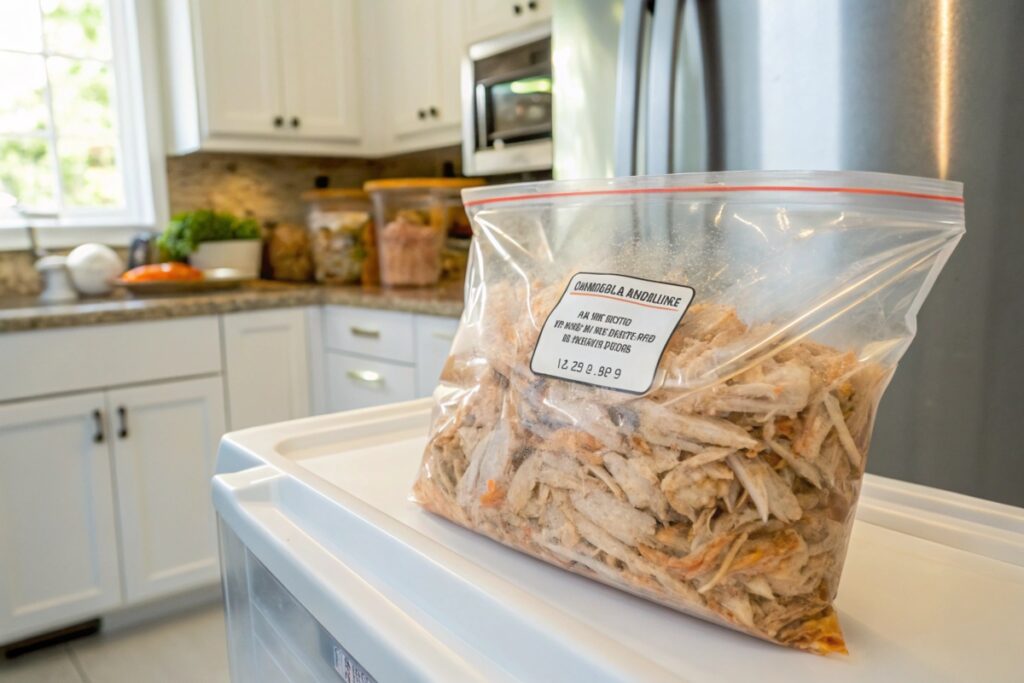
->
<box><xmin>121</xmin><ymin>262</ymin><xmax>203</xmax><ymax>282</ymax></box>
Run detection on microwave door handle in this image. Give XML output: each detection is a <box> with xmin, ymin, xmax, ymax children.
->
<box><xmin>646</xmin><ymin>0</ymin><xmax>682</xmax><ymax>175</ymax></box>
<box><xmin>475</xmin><ymin>82</ymin><xmax>489</xmax><ymax>150</ymax></box>
<box><xmin>476</xmin><ymin>64</ymin><xmax>549</xmax><ymax>88</ymax></box>
<box><xmin>614</xmin><ymin>0</ymin><xmax>648</xmax><ymax>176</ymax></box>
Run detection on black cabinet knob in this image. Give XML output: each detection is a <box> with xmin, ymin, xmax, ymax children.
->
<box><xmin>417</xmin><ymin>109</ymin><xmax>427</xmax><ymax>120</ymax></box>
<box><xmin>513</xmin><ymin>3</ymin><xmax>522</xmax><ymax>15</ymax></box>
<box><xmin>528</xmin><ymin>0</ymin><xmax>538</xmax><ymax>10</ymax></box>
<box><xmin>290</xmin><ymin>116</ymin><xmax>300</xmax><ymax>128</ymax></box>
<box><xmin>92</xmin><ymin>409</ymin><xmax>104</xmax><ymax>443</ymax></box>
<box><xmin>117</xmin><ymin>406</ymin><xmax>128</xmax><ymax>439</ymax></box>
<box><xmin>428</xmin><ymin>106</ymin><xmax>439</xmax><ymax>118</ymax></box>
<box><xmin>273</xmin><ymin>115</ymin><xmax>284</xmax><ymax>127</ymax></box>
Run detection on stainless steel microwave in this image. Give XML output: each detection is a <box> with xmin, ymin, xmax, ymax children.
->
<box><xmin>462</xmin><ymin>24</ymin><xmax>552</xmax><ymax>176</ymax></box>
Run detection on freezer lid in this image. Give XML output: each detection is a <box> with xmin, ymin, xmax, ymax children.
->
<box><xmin>213</xmin><ymin>400</ymin><xmax>1024</xmax><ymax>683</ymax></box>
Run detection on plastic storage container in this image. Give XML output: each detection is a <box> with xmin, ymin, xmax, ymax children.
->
<box><xmin>302</xmin><ymin>188</ymin><xmax>373</xmax><ymax>285</ymax></box>
<box><xmin>363</xmin><ymin>178</ymin><xmax>484</xmax><ymax>287</ymax></box>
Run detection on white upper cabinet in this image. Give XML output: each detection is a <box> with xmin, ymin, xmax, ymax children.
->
<box><xmin>0</xmin><ymin>393</ymin><xmax>121</xmax><ymax>644</ymax></box>
<box><xmin>107</xmin><ymin>377</ymin><xmax>226</xmax><ymax>603</ymax></box>
<box><xmin>161</xmin><ymin>0</ymin><xmax>363</xmax><ymax>155</ymax></box>
<box><xmin>161</xmin><ymin>0</ymin><xmax>482</xmax><ymax>157</ymax></box>
<box><xmin>280</xmin><ymin>0</ymin><xmax>362</xmax><ymax>140</ymax></box>
<box><xmin>196</xmin><ymin>0</ymin><xmax>283</xmax><ymax>137</ymax></box>
<box><xmin>464</xmin><ymin>0</ymin><xmax>550</xmax><ymax>43</ymax></box>
<box><xmin>373</xmin><ymin>0</ymin><xmax>465</xmax><ymax>152</ymax></box>
<box><xmin>385</xmin><ymin>0</ymin><xmax>443</xmax><ymax>137</ymax></box>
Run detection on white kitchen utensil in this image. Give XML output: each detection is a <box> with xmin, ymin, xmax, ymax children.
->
<box><xmin>35</xmin><ymin>255</ymin><xmax>78</xmax><ymax>304</ymax></box>
<box><xmin>66</xmin><ymin>243</ymin><xmax>124</xmax><ymax>295</ymax></box>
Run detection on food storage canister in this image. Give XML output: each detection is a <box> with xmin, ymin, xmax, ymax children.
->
<box><xmin>363</xmin><ymin>178</ymin><xmax>484</xmax><ymax>287</ymax></box>
<box><xmin>302</xmin><ymin>188</ymin><xmax>373</xmax><ymax>284</ymax></box>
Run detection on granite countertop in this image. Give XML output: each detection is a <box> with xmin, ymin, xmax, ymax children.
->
<box><xmin>0</xmin><ymin>280</ymin><xmax>465</xmax><ymax>333</ymax></box>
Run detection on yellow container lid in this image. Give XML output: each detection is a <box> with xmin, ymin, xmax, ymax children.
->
<box><xmin>363</xmin><ymin>177</ymin><xmax>486</xmax><ymax>193</ymax></box>
<box><xmin>301</xmin><ymin>188</ymin><xmax>369</xmax><ymax>202</ymax></box>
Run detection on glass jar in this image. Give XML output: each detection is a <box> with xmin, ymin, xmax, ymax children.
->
<box><xmin>363</xmin><ymin>178</ymin><xmax>484</xmax><ymax>287</ymax></box>
<box><xmin>302</xmin><ymin>188</ymin><xmax>373</xmax><ymax>284</ymax></box>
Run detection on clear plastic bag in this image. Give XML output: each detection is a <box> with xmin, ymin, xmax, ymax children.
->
<box><xmin>411</xmin><ymin>171</ymin><xmax>964</xmax><ymax>654</ymax></box>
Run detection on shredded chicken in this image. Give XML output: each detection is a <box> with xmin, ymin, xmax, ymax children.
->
<box><xmin>414</xmin><ymin>297</ymin><xmax>884</xmax><ymax>656</ymax></box>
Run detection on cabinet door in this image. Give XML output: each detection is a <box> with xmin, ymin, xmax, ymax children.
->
<box><xmin>464</xmin><ymin>0</ymin><xmax>518</xmax><ymax>43</ymax></box>
<box><xmin>325</xmin><ymin>353</ymin><xmax>417</xmax><ymax>412</ymax></box>
<box><xmin>197</xmin><ymin>0</ymin><xmax>284</xmax><ymax>136</ymax></box>
<box><xmin>0</xmin><ymin>393</ymin><xmax>121</xmax><ymax>643</ymax></box>
<box><xmin>464</xmin><ymin>0</ymin><xmax>550</xmax><ymax>43</ymax></box>
<box><xmin>107</xmin><ymin>377</ymin><xmax>226</xmax><ymax>602</ymax></box>
<box><xmin>415</xmin><ymin>315</ymin><xmax>459</xmax><ymax>397</ymax></box>
<box><xmin>435</xmin><ymin>0</ymin><xmax>466</xmax><ymax>128</ymax></box>
<box><xmin>385</xmin><ymin>0</ymin><xmax>442</xmax><ymax>137</ymax></box>
<box><xmin>222</xmin><ymin>309</ymin><xmax>311</xmax><ymax>430</ymax></box>
<box><xmin>280</xmin><ymin>0</ymin><xmax>362</xmax><ymax>140</ymax></box>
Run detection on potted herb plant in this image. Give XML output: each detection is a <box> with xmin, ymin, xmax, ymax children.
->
<box><xmin>157</xmin><ymin>210</ymin><xmax>262</xmax><ymax>278</ymax></box>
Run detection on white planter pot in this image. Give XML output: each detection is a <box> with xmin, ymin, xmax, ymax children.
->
<box><xmin>190</xmin><ymin>240</ymin><xmax>262</xmax><ymax>279</ymax></box>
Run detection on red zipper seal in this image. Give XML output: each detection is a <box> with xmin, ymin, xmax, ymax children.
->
<box><xmin>463</xmin><ymin>184</ymin><xmax>964</xmax><ymax>207</ymax></box>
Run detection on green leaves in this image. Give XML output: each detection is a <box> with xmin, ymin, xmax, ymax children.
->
<box><xmin>157</xmin><ymin>210</ymin><xmax>261</xmax><ymax>262</ymax></box>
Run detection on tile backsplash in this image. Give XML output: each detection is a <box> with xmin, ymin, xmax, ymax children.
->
<box><xmin>0</xmin><ymin>148</ymin><xmax>464</xmax><ymax>296</ymax></box>
<box><xmin>0</xmin><ymin>247</ymin><xmax>130</xmax><ymax>297</ymax></box>
<box><xmin>0</xmin><ymin>250</ymin><xmax>43</xmax><ymax>296</ymax></box>
<box><xmin>0</xmin><ymin>145</ymin><xmax>545</xmax><ymax>297</ymax></box>
<box><xmin>166</xmin><ymin>146</ymin><xmax>464</xmax><ymax>227</ymax></box>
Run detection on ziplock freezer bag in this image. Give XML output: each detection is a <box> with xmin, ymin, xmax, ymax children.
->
<box><xmin>412</xmin><ymin>171</ymin><xmax>964</xmax><ymax>654</ymax></box>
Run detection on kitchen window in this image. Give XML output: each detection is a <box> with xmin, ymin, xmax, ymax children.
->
<box><xmin>0</xmin><ymin>0</ymin><xmax>164</xmax><ymax>247</ymax></box>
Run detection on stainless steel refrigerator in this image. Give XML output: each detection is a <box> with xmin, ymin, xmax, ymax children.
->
<box><xmin>552</xmin><ymin>0</ymin><xmax>1024</xmax><ymax>506</ymax></box>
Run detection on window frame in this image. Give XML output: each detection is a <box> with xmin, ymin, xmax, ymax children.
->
<box><xmin>0</xmin><ymin>0</ymin><xmax>168</xmax><ymax>250</ymax></box>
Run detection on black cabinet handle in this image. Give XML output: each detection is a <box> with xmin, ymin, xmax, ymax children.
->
<box><xmin>417</xmin><ymin>109</ymin><xmax>427</xmax><ymax>120</ymax></box>
<box><xmin>528</xmin><ymin>0</ymin><xmax>537</xmax><ymax>9</ymax></box>
<box><xmin>273</xmin><ymin>115</ymin><xmax>284</xmax><ymax>127</ymax></box>
<box><xmin>290</xmin><ymin>116</ymin><xmax>300</xmax><ymax>128</ymax></box>
<box><xmin>513</xmin><ymin>3</ymin><xmax>522</xmax><ymax>15</ymax></box>
<box><xmin>117</xmin><ymin>406</ymin><xmax>128</xmax><ymax>439</ymax></box>
<box><xmin>92</xmin><ymin>409</ymin><xmax>104</xmax><ymax>443</ymax></box>
<box><xmin>428</xmin><ymin>106</ymin><xmax>439</xmax><ymax>118</ymax></box>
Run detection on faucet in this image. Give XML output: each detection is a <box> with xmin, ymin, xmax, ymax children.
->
<box><xmin>1</xmin><ymin>191</ymin><xmax>73</xmax><ymax>302</ymax></box>
<box><xmin>1</xmin><ymin>191</ymin><xmax>58</xmax><ymax>258</ymax></box>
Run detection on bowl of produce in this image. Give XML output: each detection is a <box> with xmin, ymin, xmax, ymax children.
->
<box><xmin>116</xmin><ymin>263</ymin><xmax>247</xmax><ymax>295</ymax></box>
<box><xmin>157</xmin><ymin>210</ymin><xmax>262</xmax><ymax>278</ymax></box>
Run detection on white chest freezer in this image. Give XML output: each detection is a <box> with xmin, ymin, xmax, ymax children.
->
<box><xmin>212</xmin><ymin>399</ymin><xmax>1024</xmax><ymax>683</ymax></box>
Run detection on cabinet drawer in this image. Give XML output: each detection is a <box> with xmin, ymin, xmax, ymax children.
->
<box><xmin>414</xmin><ymin>315</ymin><xmax>459</xmax><ymax>397</ymax></box>
<box><xmin>0</xmin><ymin>317</ymin><xmax>221</xmax><ymax>403</ymax></box>
<box><xmin>325</xmin><ymin>353</ymin><xmax>416</xmax><ymax>412</ymax></box>
<box><xmin>323</xmin><ymin>306</ymin><xmax>415</xmax><ymax>363</ymax></box>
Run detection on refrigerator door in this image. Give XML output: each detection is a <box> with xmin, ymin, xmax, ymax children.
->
<box><xmin>553</xmin><ymin>0</ymin><xmax>632</xmax><ymax>179</ymax></box>
<box><xmin>554</xmin><ymin>0</ymin><xmax>1024</xmax><ymax>506</ymax></box>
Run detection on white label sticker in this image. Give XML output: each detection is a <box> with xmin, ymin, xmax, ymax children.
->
<box><xmin>530</xmin><ymin>272</ymin><xmax>695</xmax><ymax>394</ymax></box>
<box><xmin>333</xmin><ymin>645</ymin><xmax>376</xmax><ymax>683</ymax></box>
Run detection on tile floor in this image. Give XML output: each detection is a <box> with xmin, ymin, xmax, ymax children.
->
<box><xmin>0</xmin><ymin>605</ymin><xmax>229</xmax><ymax>683</ymax></box>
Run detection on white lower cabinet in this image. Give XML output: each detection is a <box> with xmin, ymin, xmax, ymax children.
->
<box><xmin>222</xmin><ymin>309</ymin><xmax>311</xmax><ymax>430</ymax></box>
<box><xmin>321</xmin><ymin>307</ymin><xmax>460</xmax><ymax>410</ymax></box>
<box><xmin>414</xmin><ymin>315</ymin><xmax>459</xmax><ymax>396</ymax></box>
<box><xmin>0</xmin><ymin>393</ymin><xmax>121</xmax><ymax>644</ymax></box>
<box><xmin>107</xmin><ymin>377</ymin><xmax>226</xmax><ymax>603</ymax></box>
<box><xmin>0</xmin><ymin>304</ymin><xmax>461</xmax><ymax>644</ymax></box>
<box><xmin>325</xmin><ymin>353</ymin><xmax>417</xmax><ymax>412</ymax></box>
